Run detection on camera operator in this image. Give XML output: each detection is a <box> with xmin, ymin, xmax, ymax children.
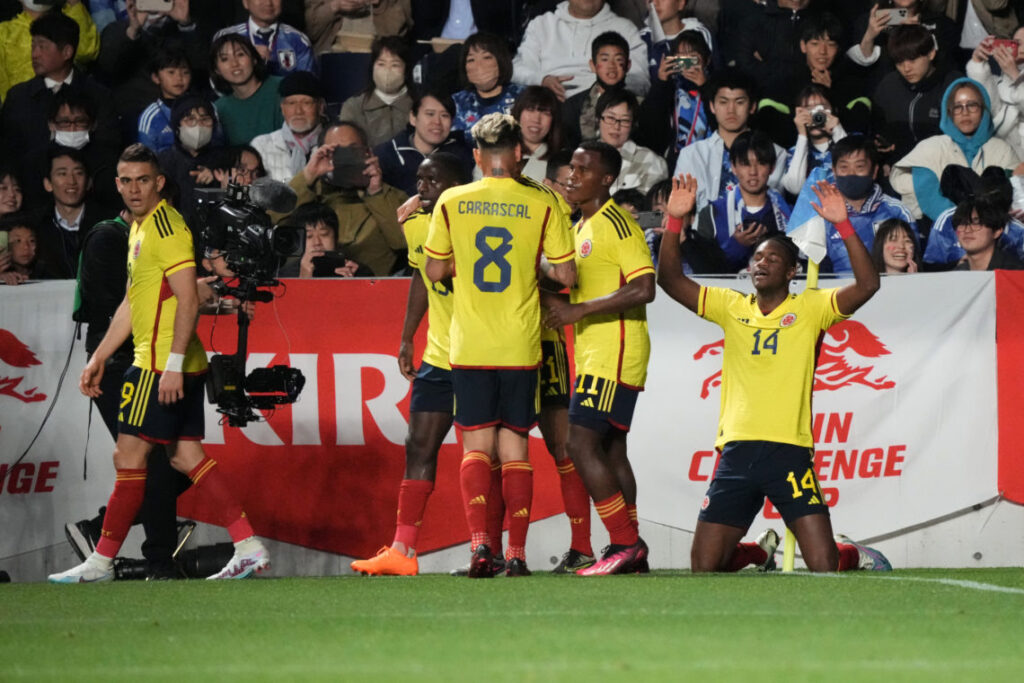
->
<box><xmin>274</xmin><ymin>120</ymin><xmax>407</xmax><ymax>277</ymax></box>
<box><xmin>781</xmin><ymin>84</ymin><xmax>847</xmax><ymax>197</ymax></box>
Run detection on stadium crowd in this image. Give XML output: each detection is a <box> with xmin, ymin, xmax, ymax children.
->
<box><xmin>3</xmin><ymin>0</ymin><xmax>1019</xmax><ymax>581</ymax></box>
<box><xmin>4</xmin><ymin>0</ymin><xmax>1024</xmax><ymax>285</ymax></box>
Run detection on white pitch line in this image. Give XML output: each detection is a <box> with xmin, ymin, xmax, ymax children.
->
<box><xmin>811</xmin><ymin>572</ymin><xmax>1024</xmax><ymax>595</ymax></box>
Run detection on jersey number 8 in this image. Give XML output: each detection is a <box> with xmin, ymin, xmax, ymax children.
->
<box><xmin>473</xmin><ymin>226</ymin><xmax>513</xmax><ymax>292</ymax></box>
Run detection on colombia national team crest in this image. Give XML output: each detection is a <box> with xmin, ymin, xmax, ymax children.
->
<box><xmin>780</xmin><ymin>312</ymin><xmax>797</xmax><ymax>327</ymax></box>
<box><xmin>579</xmin><ymin>239</ymin><xmax>593</xmax><ymax>258</ymax></box>
<box><xmin>132</xmin><ymin>240</ymin><xmax>142</xmax><ymax>260</ymax></box>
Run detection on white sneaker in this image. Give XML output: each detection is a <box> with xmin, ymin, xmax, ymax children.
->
<box><xmin>835</xmin><ymin>533</ymin><xmax>892</xmax><ymax>571</ymax></box>
<box><xmin>48</xmin><ymin>553</ymin><xmax>113</xmax><ymax>584</ymax></box>
<box><xmin>206</xmin><ymin>538</ymin><xmax>270</xmax><ymax>579</ymax></box>
<box><xmin>755</xmin><ymin>528</ymin><xmax>780</xmax><ymax>571</ymax></box>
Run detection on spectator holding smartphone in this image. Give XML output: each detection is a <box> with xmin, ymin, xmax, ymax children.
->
<box><xmin>278</xmin><ymin>203</ymin><xmax>362</xmax><ymax>278</ymax></box>
<box><xmin>967</xmin><ymin>30</ymin><xmax>1024</xmax><ymax>157</ymax></box>
<box><xmin>849</xmin><ymin>2</ymin><xmax>958</xmax><ymax>76</ymax></box>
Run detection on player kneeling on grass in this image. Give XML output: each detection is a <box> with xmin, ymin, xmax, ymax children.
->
<box><xmin>350</xmin><ymin>153</ymin><xmax>467</xmax><ymax>576</ymax></box>
<box><xmin>657</xmin><ymin>175</ymin><xmax>892</xmax><ymax>572</ymax></box>
<box><xmin>49</xmin><ymin>144</ymin><xmax>268</xmax><ymax>584</ymax></box>
<box><xmin>542</xmin><ymin>141</ymin><xmax>656</xmax><ymax>575</ymax></box>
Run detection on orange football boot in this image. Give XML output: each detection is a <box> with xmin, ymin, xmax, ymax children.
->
<box><xmin>350</xmin><ymin>546</ymin><xmax>418</xmax><ymax>576</ymax></box>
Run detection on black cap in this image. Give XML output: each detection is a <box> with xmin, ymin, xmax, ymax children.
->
<box><xmin>279</xmin><ymin>71</ymin><xmax>323</xmax><ymax>100</ymax></box>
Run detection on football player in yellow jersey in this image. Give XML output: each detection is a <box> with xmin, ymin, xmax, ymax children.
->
<box><xmin>49</xmin><ymin>145</ymin><xmax>268</xmax><ymax>583</ymax></box>
<box><xmin>425</xmin><ymin>113</ymin><xmax>576</xmax><ymax>577</ymax></box>
<box><xmin>351</xmin><ymin>153</ymin><xmax>466</xmax><ymax>576</ymax></box>
<box><xmin>543</xmin><ymin>141</ymin><xmax>656</xmax><ymax>575</ymax></box>
<box><xmin>658</xmin><ymin>175</ymin><xmax>893</xmax><ymax>573</ymax></box>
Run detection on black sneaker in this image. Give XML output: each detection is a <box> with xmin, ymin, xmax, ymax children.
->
<box><xmin>64</xmin><ymin>507</ymin><xmax>105</xmax><ymax>562</ymax></box>
<box><xmin>450</xmin><ymin>555</ymin><xmax>506</xmax><ymax>576</ymax></box>
<box><xmin>467</xmin><ymin>544</ymin><xmax>496</xmax><ymax>578</ymax></box>
<box><xmin>505</xmin><ymin>557</ymin><xmax>532</xmax><ymax>577</ymax></box>
<box><xmin>552</xmin><ymin>548</ymin><xmax>596</xmax><ymax>574</ymax></box>
<box><xmin>146</xmin><ymin>561</ymin><xmax>185</xmax><ymax>581</ymax></box>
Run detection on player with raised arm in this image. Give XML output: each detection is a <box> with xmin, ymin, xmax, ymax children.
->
<box><xmin>350</xmin><ymin>153</ymin><xmax>466</xmax><ymax>576</ymax></box>
<box><xmin>49</xmin><ymin>144</ymin><xmax>268</xmax><ymax>584</ymax></box>
<box><xmin>542</xmin><ymin>141</ymin><xmax>656</xmax><ymax>575</ymax></box>
<box><xmin>657</xmin><ymin>174</ymin><xmax>892</xmax><ymax>573</ymax></box>
<box><xmin>425</xmin><ymin>113</ymin><xmax>576</xmax><ymax>577</ymax></box>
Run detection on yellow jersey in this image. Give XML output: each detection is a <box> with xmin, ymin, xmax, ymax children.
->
<box><xmin>127</xmin><ymin>200</ymin><xmax>207</xmax><ymax>374</ymax></box>
<box><xmin>424</xmin><ymin>175</ymin><xmax>574</xmax><ymax>368</ymax></box>
<box><xmin>571</xmin><ymin>200</ymin><xmax>655</xmax><ymax>389</ymax></box>
<box><xmin>404</xmin><ymin>209</ymin><xmax>454</xmax><ymax>370</ymax></box>
<box><xmin>698</xmin><ymin>286</ymin><xmax>848</xmax><ymax>449</ymax></box>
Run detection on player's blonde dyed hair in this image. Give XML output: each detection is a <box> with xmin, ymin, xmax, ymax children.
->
<box><xmin>471</xmin><ymin>113</ymin><xmax>520</xmax><ymax>150</ymax></box>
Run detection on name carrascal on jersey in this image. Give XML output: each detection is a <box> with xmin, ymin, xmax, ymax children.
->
<box><xmin>457</xmin><ymin>200</ymin><xmax>533</xmax><ymax>219</ymax></box>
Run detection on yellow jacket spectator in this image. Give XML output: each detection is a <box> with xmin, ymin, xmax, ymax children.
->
<box><xmin>0</xmin><ymin>1</ymin><xmax>100</xmax><ymax>101</ymax></box>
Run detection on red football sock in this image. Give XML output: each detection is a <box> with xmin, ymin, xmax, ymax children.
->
<box><xmin>626</xmin><ymin>502</ymin><xmax>639</xmax><ymax>532</ymax></box>
<box><xmin>460</xmin><ymin>451</ymin><xmax>492</xmax><ymax>550</ymax></box>
<box><xmin>557</xmin><ymin>460</ymin><xmax>593</xmax><ymax>556</ymax></box>
<box><xmin>724</xmin><ymin>542</ymin><xmax>769</xmax><ymax>572</ymax></box>
<box><xmin>393</xmin><ymin>478</ymin><xmax>434</xmax><ymax>552</ymax></box>
<box><xmin>837</xmin><ymin>542</ymin><xmax>860</xmax><ymax>571</ymax></box>
<box><xmin>502</xmin><ymin>461</ymin><xmax>533</xmax><ymax>561</ymax></box>
<box><xmin>187</xmin><ymin>457</ymin><xmax>254</xmax><ymax>543</ymax></box>
<box><xmin>486</xmin><ymin>460</ymin><xmax>505</xmax><ymax>556</ymax></box>
<box><xmin>95</xmin><ymin>468</ymin><xmax>147</xmax><ymax>558</ymax></box>
<box><xmin>594</xmin><ymin>492</ymin><xmax>638</xmax><ymax>547</ymax></box>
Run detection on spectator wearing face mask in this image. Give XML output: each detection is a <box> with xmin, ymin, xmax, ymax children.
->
<box><xmin>791</xmin><ymin>135</ymin><xmax>919</xmax><ymax>273</ymax></box>
<box><xmin>157</xmin><ymin>95</ymin><xmax>223</xmax><ymax>231</ymax></box>
<box><xmin>250</xmin><ymin>71</ymin><xmax>326</xmax><ymax>183</ymax></box>
<box><xmin>338</xmin><ymin>36</ymin><xmax>413</xmax><ymax>148</ymax></box>
<box><xmin>451</xmin><ymin>32</ymin><xmax>524</xmax><ymax>147</ymax></box>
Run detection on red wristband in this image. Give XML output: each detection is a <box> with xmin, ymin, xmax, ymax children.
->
<box><xmin>665</xmin><ymin>215</ymin><xmax>684</xmax><ymax>234</ymax></box>
<box><xmin>835</xmin><ymin>218</ymin><xmax>856</xmax><ymax>240</ymax></box>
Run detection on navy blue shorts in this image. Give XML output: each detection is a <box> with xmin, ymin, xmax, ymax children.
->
<box><xmin>568</xmin><ymin>373</ymin><xmax>640</xmax><ymax>434</ymax></box>
<box><xmin>410</xmin><ymin>362</ymin><xmax>454</xmax><ymax>414</ymax></box>
<box><xmin>698</xmin><ymin>440</ymin><xmax>829</xmax><ymax>529</ymax></box>
<box><xmin>539</xmin><ymin>339</ymin><xmax>570</xmax><ymax>409</ymax></box>
<box><xmin>118</xmin><ymin>366</ymin><xmax>205</xmax><ymax>444</ymax></box>
<box><xmin>451</xmin><ymin>368</ymin><xmax>538</xmax><ymax>433</ymax></box>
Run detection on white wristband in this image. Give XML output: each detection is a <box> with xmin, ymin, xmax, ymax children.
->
<box><xmin>164</xmin><ymin>352</ymin><xmax>185</xmax><ymax>373</ymax></box>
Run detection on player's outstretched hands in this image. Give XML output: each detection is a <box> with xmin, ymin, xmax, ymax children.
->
<box><xmin>666</xmin><ymin>174</ymin><xmax>698</xmax><ymax>219</ymax></box>
<box><xmin>79</xmin><ymin>357</ymin><xmax>105</xmax><ymax>398</ymax></box>
<box><xmin>810</xmin><ymin>180</ymin><xmax>849</xmax><ymax>225</ymax></box>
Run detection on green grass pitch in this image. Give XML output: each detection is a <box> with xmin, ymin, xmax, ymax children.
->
<box><xmin>3</xmin><ymin>568</ymin><xmax>1023</xmax><ymax>681</ymax></box>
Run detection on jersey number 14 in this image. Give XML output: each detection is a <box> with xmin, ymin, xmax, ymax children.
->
<box><xmin>751</xmin><ymin>329</ymin><xmax>779</xmax><ymax>355</ymax></box>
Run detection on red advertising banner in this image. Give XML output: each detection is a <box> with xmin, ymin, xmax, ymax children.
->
<box><xmin>182</xmin><ymin>279</ymin><xmax>564</xmax><ymax>559</ymax></box>
<box><xmin>996</xmin><ymin>272</ymin><xmax>1024</xmax><ymax>505</ymax></box>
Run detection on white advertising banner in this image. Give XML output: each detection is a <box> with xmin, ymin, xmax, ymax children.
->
<box><xmin>632</xmin><ymin>272</ymin><xmax>998</xmax><ymax>540</ymax></box>
<box><xmin>0</xmin><ymin>282</ymin><xmax>116</xmax><ymax>559</ymax></box>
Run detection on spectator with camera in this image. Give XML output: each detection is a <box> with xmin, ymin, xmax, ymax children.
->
<box><xmin>277</xmin><ymin>121</ymin><xmax>407</xmax><ymax>277</ymax></box>
<box><xmin>0</xmin><ymin>0</ymin><xmax>99</xmax><ymax>101</ymax></box>
<box><xmin>338</xmin><ymin>36</ymin><xmax>413</xmax><ymax>148</ymax></box>
<box><xmin>672</xmin><ymin>68</ymin><xmax>787</xmax><ymax>213</ymax></box>
<box><xmin>849</xmin><ymin>1</ymin><xmax>958</xmax><ymax>77</ymax></box>
<box><xmin>641</xmin><ymin>0</ymin><xmax>713</xmax><ymax>83</ymax></box>
<box><xmin>562</xmin><ymin>31</ymin><xmax>632</xmax><ymax>149</ymax></box>
<box><xmin>374</xmin><ymin>90</ymin><xmax>473</xmax><ymax>197</ymax></box>
<box><xmin>890</xmin><ymin>78</ymin><xmax>1019</xmax><ymax>222</ymax></box>
<box><xmin>250</xmin><ymin>71</ymin><xmax>326</xmax><ymax>183</ymax></box>
<box><xmin>693</xmin><ymin>131</ymin><xmax>792</xmax><ymax>273</ymax></box>
<box><xmin>636</xmin><ymin>29</ymin><xmax>711</xmax><ymax>163</ymax></box>
<box><xmin>871</xmin><ymin>23</ymin><xmax>961</xmax><ymax>165</ymax></box>
<box><xmin>278</xmin><ymin>202</ymin><xmax>364</xmax><ymax>278</ymax></box>
<box><xmin>214</xmin><ymin>0</ymin><xmax>317</xmax><ymax>77</ymax></box>
<box><xmin>781</xmin><ymin>84</ymin><xmax>848</xmax><ymax>197</ymax></box>
<box><xmin>513</xmin><ymin>0</ymin><xmax>649</xmax><ymax>102</ymax></box>
<box><xmin>595</xmin><ymin>88</ymin><xmax>668</xmax><ymax>194</ymax></box>
<box><xmin>210</xmin><ymin>33</ymin><xmax>284</xmax><ymax>147</ymax></box>
<box><xmin>966</xmin><ymin>30</ymin><xmax>1024</xmax><ymax>158</ymax></box>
